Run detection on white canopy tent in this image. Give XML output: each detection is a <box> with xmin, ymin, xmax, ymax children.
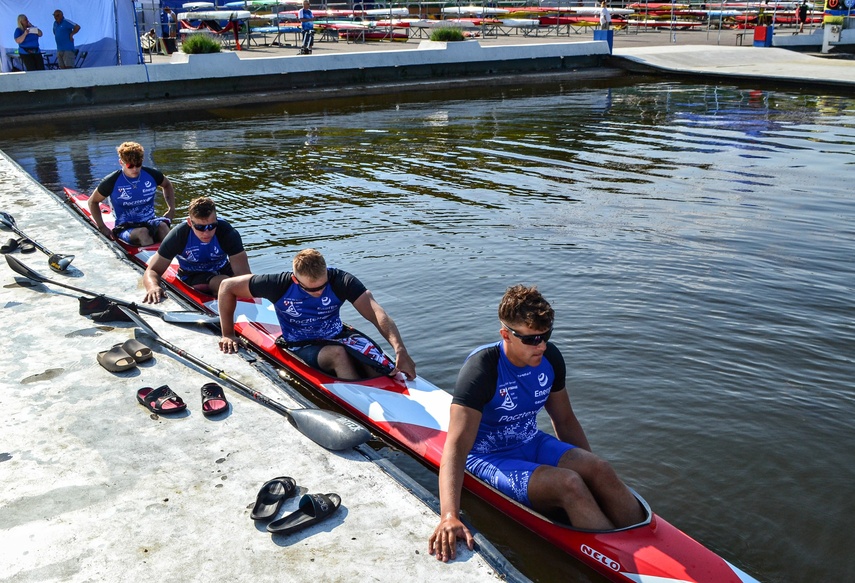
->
<box><xmin>1</xmin><ymin>0</ymin><xmax>140</xmax><ymax>72</ymax></box>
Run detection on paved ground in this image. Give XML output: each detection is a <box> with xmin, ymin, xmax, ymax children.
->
<box><xmin>146</xmin><ymin>24</ymin><xmax>785</xmax><ymax>63</ymax></box>
<box><xmin>0</xmin><ymin>152</ymin><xmax>516</xmax><ymax>582</ymax></box>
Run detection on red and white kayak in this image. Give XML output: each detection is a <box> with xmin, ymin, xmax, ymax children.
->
<box><xmin>65</xmin><ymin>187</ymin><xmax>760</xmax><ymax>583</ymax></box>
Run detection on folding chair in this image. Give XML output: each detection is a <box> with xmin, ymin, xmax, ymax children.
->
<box><xmin>74</xmin><ymin>50</ymin><xmax>88</xmax><ymax>68</ymax></box>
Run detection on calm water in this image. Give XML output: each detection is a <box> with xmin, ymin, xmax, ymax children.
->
<box><xmin>3</xmin><ymin>79</ymin><xmax>854</xmax><ymax>583</ymax></box>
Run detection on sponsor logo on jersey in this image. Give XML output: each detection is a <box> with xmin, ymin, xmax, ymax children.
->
<box><xmin>284</xmin><ymin>302</ymin><xmax>301</xmax><ymax>317</ymax></box>
<box><xmin>496</xmin><ymin>386</ymin><xmax>516</xmax><ymax>411</ymax></box>
<box><xmin>116</xmin><ymin>189</ymin><xmax>133</xmax><ymax>200</ymax></box>
<box><xmin>581</xmin><ymin>545</ymin><xmax>620</xmax><ymax>572</ymax></box>
<box><xmin>538</xmin><ymin>372</ymin><xmax>549</xmax><ymax>387</ymax></box>
<box><xmin>321</xmin><ymin>296</ymin><xmax>331</xmax><ymax>306</ymax></box>
<box><xmin>534</xmin><ymin>388</ymin><xmax>550</xmax><ymax>398</ymax></box>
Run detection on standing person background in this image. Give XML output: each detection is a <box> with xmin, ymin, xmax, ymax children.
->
<box><xmin>599</xmin><ymin>1</ymin><xmax>611</xmax><ymax>30</ymax></box>
<box><xmin>160</xmin><ymin>6</ymin><xmax>177</xmax><ymax>54</ymax></box>
<box><xmin>13</xmin><ymin>14</ymin><xmax>44</xmax><ymax>71</ymax></box>
<box><xmin>297</xmin><ymin>0</ymin><xmax>314</xmax><ymax>55</ymax></box>
<box><xmin>796</xmin><ymin>0</ymin><xmax>809</xmax><ymax>33</ymax></box>
<box><xmin>88</xmin><ymin>141</ymin><xmax>176</xmax><ymax>246</ymax></box>
<box><xmin>52</xmin><ymin>10</ymin><xmax>80</xmax><ymax>69</ymax></box>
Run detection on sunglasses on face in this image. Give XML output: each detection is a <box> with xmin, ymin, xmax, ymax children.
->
<box><xmin>191</xmin><ymin>220</ymin><xmax>218</xmax><ymax>232</ymax></box>
<box><xmin>291</xmin><ymin>274</ymin><xmax>327</xmax><ymax>293</ymax></box>
<box><xmin>123</xmin><ymin>161</ymin><xmax>142</xmax><ymax>169</ymax></box>
<box><xmin>503</xmin><ymin>323</ymin><xmax>553</xmax><ymax>346</ymax></box>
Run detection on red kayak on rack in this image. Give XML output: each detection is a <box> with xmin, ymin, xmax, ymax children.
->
<box><xmin>64</xmin><ymin>186</ymin><xmax>760</xmax><ymax>583</ymax></box>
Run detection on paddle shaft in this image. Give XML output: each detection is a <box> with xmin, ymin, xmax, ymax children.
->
<box><xmin>4</xmin><ymin>254</ymin><xmax>214</xmax><ymax>324</ymax></box>
<box><xmin>155</xmin><ymin>332</ymin><xmax>297</xmax><ymax>421</ymax></box>
<box><xmin>120</xmin><ymin>306</ymin><xmax>371</xmax><ymax>450</ymax></box>
<box><xmin>0</xmin><ymin>213</ymin><xmax>54</xmax><ymax>256</ymax></box>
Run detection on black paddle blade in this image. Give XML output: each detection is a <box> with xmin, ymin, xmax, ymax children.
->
<box><xmin>0</xmin><ymin>212</ymin><xmax>15</xmax><ymax>230</ymax></box>
<box><xmin>288</xmin><ymin>409</ymin><xmax>372</xmax><ymax>451</ymax></box>
<box><xmin>5</xmin><ymin>253</ymin><xmax>48</xmax><ymax>282</ymax></box>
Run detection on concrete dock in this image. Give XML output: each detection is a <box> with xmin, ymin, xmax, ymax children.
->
<box><xmin>0</xmin><ymin>152</ymin><xmax>515</xmax><ymax>581</ymax></box>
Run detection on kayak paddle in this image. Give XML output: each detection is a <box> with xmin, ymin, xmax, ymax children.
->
<box><xmin>4</xmin><ymin>254</ymin><xmax>220</xmax><ymax>326</ymax></box>
<box><xmin>119</xmin><ymin>307</ymin><xmax>372</xmax><ymax>451</ymax></box>
<box><xmin>0</xmin><ymin>211</ymin><xmax>75</xmax><ymax>272</ymax></box>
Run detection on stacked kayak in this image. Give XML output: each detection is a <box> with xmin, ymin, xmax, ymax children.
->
<box><xmin>63</xmin><ymin>187</ymin><xmax>760</xmax><ymax>583</ymax></box>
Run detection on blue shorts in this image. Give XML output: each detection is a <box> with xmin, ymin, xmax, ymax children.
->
<box><xmin>291</xmin><ymin>343</ymin><xmax>324</xmax><ymax>369</ymax></box>
<box><xmin>465</xmin><ymin>431</ymin><xmax>575</xmax><ymax>507</ymax></box>
<box><xmin>115</xmin><ymin>217</ymin><xmax>170</xmax><ymax>244</ymax></box>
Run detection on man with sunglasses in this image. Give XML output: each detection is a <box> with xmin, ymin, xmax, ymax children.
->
<box><xmin>217</xmin><ymin>248</ymin><xmax>416</xmax><ymax>381</ymax></box>
<box><xmin>429</xmin><ymin>285</ymin><xmax>644</xmax><ymax>562</ymax></box>
<box><xmin>142</xmin><ymin>197</ymin><xmax>250</xmax><ymax>304</ymax></box>
<box><xmin>88</xmin><ymin>141</ymin><xmax>175</xmax><ymax>246</ymax></box>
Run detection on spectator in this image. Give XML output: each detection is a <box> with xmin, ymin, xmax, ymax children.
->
<box><xmin>161</xmin><ymin>6</ymin><xmax>177</xmax><ymax>54</ymax></box>
<box><xmin>52</xmin><ymin>10</ymin><xmax>81</xmax><ymax>69</ymax></box>
<box><xmin>13</xmin><ymin>14</ymin><xmax>44</xmax><ymax>71</ymax></box>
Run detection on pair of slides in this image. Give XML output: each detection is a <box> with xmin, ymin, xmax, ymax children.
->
<box><xmin>1</xmin><ymin>237</ymin><xmax>35</xmax><ymax>254</ymax></box>
<box><xmin>97</xmin><ymin>339</ymin><xmax>153</xmax><ymax>372</ymax></box>
<box><xmin>251</xmin><ymin>476</ymin><xmax>341</xmax><ymax>535</ymax></box>
<box><xmin>136</xmin><ymin>382</ymin><xmax>229</xmax><ymax>417</ymax></box>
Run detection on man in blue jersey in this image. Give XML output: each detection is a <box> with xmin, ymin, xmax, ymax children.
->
<box><xmin>297</xmin><ymin>0</ymin><xmax>314</xmax><ymax>55</ymax></box>
<box><xmin>217</xmin><ymin>248</ymin><xmax>416</xmax><ymax>381</ymax></box>
<box><xmin>429</xmin><ymin>285</ymin><xmax>644</xmax><ymax>562</ymax></box>
<box><xmin>52</xmin><ymin>10</ymin><xmax>80</xmax><ymax>69</ymax></box>
<box><xmin>142</xmin><ymin>197</ymin><xmax>251</xmax><ymax>303</ymax></box>
<box><xmin>88</xmin><ymin>141</ymin><xmax>176</xmax><ymax>246</ymax></box>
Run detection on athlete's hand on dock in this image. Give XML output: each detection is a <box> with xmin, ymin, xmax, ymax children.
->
<box><xmin>97</xmin><ymin>223</ymin><xmax>114</xmax><ymax>240</ymax></box>
<box><xmin>143</xmin><ymin>287</ymin><xmax>165</xmax><ymax>304</ymax></box>
<box><xmin>219</xmin><ymin>334</ymin><xmax>240</xmax><ymax>354</ymax></box>
<box><xmin>428</xmin><ymin>513</ymin><xmax>474</xmax><ymax>562</ymax></box>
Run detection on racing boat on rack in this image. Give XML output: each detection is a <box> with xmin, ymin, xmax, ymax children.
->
<box><xmin>64</xmin><ymin>186</ymin><xmax>760</xmax><ymax>583</ymax></box>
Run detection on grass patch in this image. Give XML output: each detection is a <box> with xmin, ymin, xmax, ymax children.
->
<box><xmin>181</xmin><ymin>34</ymin><xmax>222</xmax><ymax>54</ymax></box>
<box><xmin>430</xmin><ymin>27</ymin><xmax>465</xmax><ymax>42</ymax></box>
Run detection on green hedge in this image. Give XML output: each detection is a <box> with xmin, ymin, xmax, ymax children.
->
<box><xmin>430</xmin><ymin>27</ymin><xmax>465</xmax><ymax>42</ymax></box>
<box><xmin>182</xmin><ymin>34</ymin><xmax>222</xmax><ymax>54</ymax></box>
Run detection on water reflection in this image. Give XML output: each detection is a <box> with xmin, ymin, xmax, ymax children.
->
<box><xmin>1</xmin><ymin>80</ymin><xmax>854</xmax><ymax>583</ymax></box>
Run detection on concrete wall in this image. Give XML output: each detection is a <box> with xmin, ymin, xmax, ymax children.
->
<box><xmin>0</xmin><ymin>40</ymin><xmax>608</xmax><ymax>117</ymax></box>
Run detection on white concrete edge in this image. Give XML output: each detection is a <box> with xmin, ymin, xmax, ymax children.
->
<box><xmin>0</xmin><ymin>40</ymin><xmax>606</xmax><ymax>94</ymax></box>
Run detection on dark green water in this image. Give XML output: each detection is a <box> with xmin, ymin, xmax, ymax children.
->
<box><xmin>3</xmin><ymin>79</ymin><xmax>854</xmax><ymax>583</ymax></box>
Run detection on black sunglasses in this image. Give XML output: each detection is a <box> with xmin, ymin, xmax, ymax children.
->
<box><xmin>191</xmin><ymin>220</ymin><xmax>218</xmax><ymax>232</ymax></box>
<box><xmin>502</xmin><ymin>323</ymin><xmax>553</xmax><ymax>346</ymax></box>
<box><xmin>292</xmin><ymin>274</ymin><xmax>327</xmax><ymax>293</ymax></box>
<box><xmin>123</xmin><ymin>161</ymin><xmax>142</xmax><ymax>169</ymax></box>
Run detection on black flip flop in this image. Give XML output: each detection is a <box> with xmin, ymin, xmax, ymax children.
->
<box><xmin>122</xmin><ymin>338</ymin><xmax>153</xmax><ymax>363</ymax></box>
<box><xmin>201</xmin><ymin>382</ymin><xmax>229</xmax><ymax>417</ymax></box>
<box><xmin>267</xmin><ymin>492</ymin><xmax>341</xmax><ymax>534</ymax></box>
<box><xmin>251</xmin><ymin>476</ymin><xmax>297</xmax><ymax>521</ymax></box>
<box><xmin>97</xmin><ymin>344</ymin><xmax>137</xmax><ymax>372</ymax></box>
<box><xmin>18</xmin><ymin>238</ymin><xmax>35</xmax><ymax>253</ymax></box>
<box><xmin>0</xmin><ymin>238</ymin><xmax>18</xmax><ymax>254</ymax></box>
<box><xmin>136</xmin><ymin>385</ymin><xmax>186</xmax><ymax>414</ymax></box>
